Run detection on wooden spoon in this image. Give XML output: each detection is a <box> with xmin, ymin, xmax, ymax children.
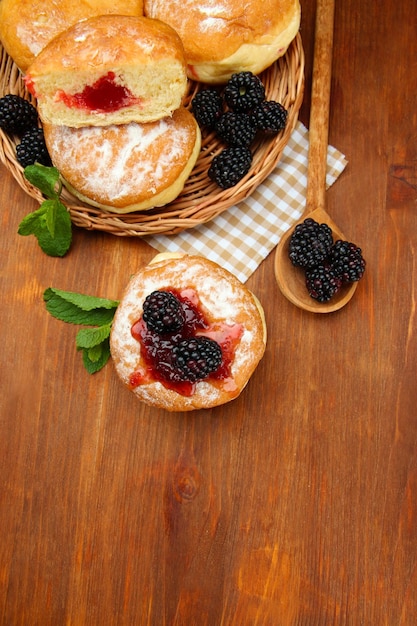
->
<box><xmin>274</xmin><ymin>0</ymin><xmax>357</xmax><ymax>313</ymax></box>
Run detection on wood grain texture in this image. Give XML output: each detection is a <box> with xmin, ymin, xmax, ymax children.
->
<box><xmin>305</xmin><ymin>0</ymin><xmax>334</xmax><ymax>213</ymax></box>
<box><xmin>1</xmin><ymin>1</ymin><xmax>417</xmax><ymax>624</ymax></box>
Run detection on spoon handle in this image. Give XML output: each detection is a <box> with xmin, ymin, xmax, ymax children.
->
<box><xmin>305</xmin><ymin>0</ymin><xmax>335</xmax><ymax>213</ymax></box>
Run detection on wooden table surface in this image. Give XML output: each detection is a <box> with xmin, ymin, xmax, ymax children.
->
<box><xmin>1</xmin><ymin>1</ymin><xmax>417</xmax><ymax>624</ymax></box>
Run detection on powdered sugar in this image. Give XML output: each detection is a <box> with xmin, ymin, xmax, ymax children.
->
<box><xmin>147</xmin><ymin>0</ymin><xmax>233</xmax><ymax>32</ymax></box>
<box><xmin>47</xmin><ymin>118</ymin><xmax>191</xmax><ymax>204</ymax></box>
<box><xmin>17</xmin><ymin>22</ymin><xmax>49</xmax><ymax>56</ymax></box>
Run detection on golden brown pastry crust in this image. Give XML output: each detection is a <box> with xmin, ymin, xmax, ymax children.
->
<box><xmin>43</xmin><ymin>108</ymin><xmax>201</xmax><ymax>212</ymax></box>
<box><xmin>144</xmin><ymin>0</ymin><xmax>301</xmax><ymax>82</ymax></box>
<box><xmin>0</xmin><ymin>0</ymin><xmax>144</xmax><ymax>72</ymax></box>
<box><xmin>25</xmin><ymin>15</ymin><xmax>188</xmax><ymax>126</ymax></box>
<box><xmin>110</xmin><ymin>254</ymin><xmax>267</xmax><ymax>411</ymax></box>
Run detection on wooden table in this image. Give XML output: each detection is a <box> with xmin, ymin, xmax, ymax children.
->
<box><xmin>1</xmin><ymin>1</ymin><xmax>417</xmax><ymax>623</ymax></box>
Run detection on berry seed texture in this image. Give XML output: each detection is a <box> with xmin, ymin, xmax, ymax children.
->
<box><xmin>288</xmin><ymin>218</ymin><xmax>366</xmax><ymax>303</ymax></box>
<box><xmin>191</xmin><ymin>71</ymin><xmax>288</xmax><ymax>189</ymax></box>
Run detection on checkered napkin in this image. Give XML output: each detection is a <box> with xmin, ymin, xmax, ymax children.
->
<box><xmin>146</xmin><ymin>121</ymin><xmax>347</xmax><ymax>283</ymax></box>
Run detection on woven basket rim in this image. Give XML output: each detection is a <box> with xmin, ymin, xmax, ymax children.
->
<box><xmin>0</xmin><ymin>34</ymin><xmax>305</xmax><ymax>236</ymax></box>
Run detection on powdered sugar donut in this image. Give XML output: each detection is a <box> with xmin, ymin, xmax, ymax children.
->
<box><xmin>110</xmin><ymin>253</ymin><xmax>267</xmax><ymax>411</ymax></box>
<box><xmin>43</xmin><ymin>107</ymin><xmax>201</xmax><ymax>212</ymax></box>
<box><xmin>25</xmin><ymin>15</ymin><xmax>188</xmax><ymax>127</ymax></box>
<box><xmin>0</xmin><ymin>0</ymin><xmax>144</xmax><ymax>72</ymax></box>
<box><xmin>144</xmin><ymin>0</ymin><xmax>301</xmax><ymax>83</ymax></box>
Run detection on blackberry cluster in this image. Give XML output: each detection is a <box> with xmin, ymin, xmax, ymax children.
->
<box><xmin>289</xmin><ymin>218</ymin><xmax>333</xmax><ymax>269</ymax></box>
<box><xmin>215</xmin><ymin>112</ymin><xmax>256</xmax><ymax>148</ymax></box>
<box><xmin>223</xmin><ymin>72</ymin><xmax>265</xmax><ymax>113</ymax></box>
<box><xmin>140</xmin><ymin>289</ymin><xmax>224</xmax><ymax>385</ymax></box>
<box><xmin>208</xmin><ymin>146</ymin><xmax>252</xmax><ymax>189</ymax></box>
<box><xmin>191</xmin><ymin>72</ymin><xmax>288</xmax><ymax>189</ymax></box>
<box><xmin>305</xmin><ymin>264</ymin><xmax>343</xmax><ymax>303</ymax></box>
<box><xmin>191</xmin><ymin>88</ymin><xmax>223</xmax><ymax>129</ymax></box>
<box><xmin>250</xmin><ymin>100</ymin><xmax>288</xmax><ymax>134</ymax></box>
<box><xmin>0</xmin><ymin>94</ymin><xmax>51</xmax><ymax>167</ymax></box>
<box><xmin>0</xmin><ymin>94</ymin><xmax>38</xmax><ymax>135</ymax></box>
<box><xmin>288</xmin><ymin>218</ymin><xmax>366</xmax><ymax>302</ymax></box>
<box><xmin>142</xmin><ymin>290</ymin><xmax>185</xmax><ymax>334</ymax></box>
<box><xmin>16</xmin><ymin>127</ymin><xmax>52</xmax><ymax>168</ymax></box>
<box><xmin>172</xmin><ymin>336</ymin><xmax>222</xmax><ymax>382</ymax></box>
<box><xmin>328</xmin><ymin>240</ymin><xmax>366</xmax><ymax>283</ymax></box>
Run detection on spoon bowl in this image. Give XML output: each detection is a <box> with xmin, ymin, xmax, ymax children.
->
<box><xmin>274</xmin><ymin>0</ymin><xmax>358</xmax><ymax>313</ymax></box>
<box><xmin>274</xmin><ymin>207</ymin><xmax>358</xmax><ymax>314</ymax></box>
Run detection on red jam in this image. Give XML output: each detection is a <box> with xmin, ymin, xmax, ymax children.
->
<box><xmin>129</xmin><ymin>288</ymin><xmax>243</xmax><ymax>397</ymax></box>
<box><xmin>24</xmin><ymin>75</ymin><xmax>37</xmax><ymax>98</ymax></box>
<box><xmin>56</xmin><ymin>72</ymin><xmax>141</xmax><ymax>112</ymax></box>
<box><xmin>187</xmin><ymin>65</ymin><xmax>200</xmax><ymax>81</ymax></box>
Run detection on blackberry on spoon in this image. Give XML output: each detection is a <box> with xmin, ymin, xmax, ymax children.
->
<box><xmin>305</xmin><ymin>263</ymin><xmax>343</xmax><ymax>302</ymax></box>
<box><xmin>288</xmin><ymin>218</ymin><xmax>334</xmax><ymax>269</ymax></box>
<box><xmin>329</xmin><ymin>240</ymin><xmax>366</xmax><ymax>283</ymax></box>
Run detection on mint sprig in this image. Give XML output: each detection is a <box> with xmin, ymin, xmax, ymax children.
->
<box><xmin>44</xmin><ymin>287</ymin><xmax>119</xmax><ymax>373</ymax></box>
<box><xmin>18</xmin><ymin>164</ymin><xmax>72</xmax><ymax>257</ymax></box>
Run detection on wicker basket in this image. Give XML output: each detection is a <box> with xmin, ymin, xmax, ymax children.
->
<box><xmin>0</xmin><ymin>35</ymin><xmax>305</xmax><ymax>236</ymax></box>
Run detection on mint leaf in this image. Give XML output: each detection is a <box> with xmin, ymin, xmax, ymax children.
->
<box><xmin>43</xmin><ymin>287</ymin><xmax>119</xmax><ymax>374</ymax></box>
<box><xmin>45</xmin><ymin>288</ymin><xmax>119</xmax><ymax>312</ymax></box>
<box><xmin>44</xmin><ymin>198</ymin><xmax>58</xmax><ymax>238</ymax></box>
<box><xmin>44</xmin><ymin>288</ymin><xmax>119</xmax><ymax>325</ymax></box>
<box><xmin>24</xmin><ymin>164</ymin><xmax>61</xmax><ymax>199</ymax></box>
<box><xmin>34</xmin><ymin>200</ymin><xmax>71</xmax><ymax>256</ymax></box>
<box><xmin>76</xmin><ymin>324</ymin><xmax>112</xmax><ymax>350</ymax></box>
<box><xmin>19</xmin><ymin>164</ymin><xmax>72</xmax><ymax>256</ymax></box>
<box><xmin>82</xmin><ymin>340</ymin><xmax>111</xmax><ymax>374</ymax></box>
<box><xmin>17</xmin><ymin>205</ymin><xmax>46</xmax><ymax>235</ymax></box>
<box><xmin>18</xmin><ymin>197</ymin><xmax>72</xmax><ymax>257</ymax></box>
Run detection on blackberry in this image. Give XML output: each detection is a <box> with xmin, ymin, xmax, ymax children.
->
<box><xmin>288</xmin><ymin>218</ymin><xmax>334</xmax><ymax>269</ymax></box>
<box><xmin>208</xmin><ymin>146</ymin><xmax>252</xmax><ymax>189</ymax></box>
<box><xmin>215</xmin><ymin>111</ymin><xmax>256</xmax><ymax>147</ymax></box>
<box><xmin>223</xmin><ymin>72</ymin><xmax>265</xmax><ymax>113</ymax></box>
<box><xmin>250</xmin><ymin>100</ymin><xmax>288</xmax><ymax>134</ymax></box>
<box><xmin>329</xmin><ymin>240</ymin><xmax>366</xmax><ymax>283</ymax></box>
<box><xmin>0</xmin><ymin>94</ymin><xmax>38</xmax><ymax>135</ymax></box>
<box><xmin>172</xmin><ymin>336</ymin><xmax>222</xmax><ymax>382</ymax></box>
<box><xmin>305</xmin><ymin>264</ymin><xmax>343</xmax><ymax>302</ymax></box>
<box><xmin>16</xmin><ymin>127</ymin><xmax>52</xmax><ymax>168</ymax></box>
<box><xmin>142</xmin><ymin>290</ymin><xmax>185</xmax><ymax>334</ymax></box>
<box><xmin>191</xmin><ymin>88</ymin><xmax>223</xmax><ymax>129</ymax></box>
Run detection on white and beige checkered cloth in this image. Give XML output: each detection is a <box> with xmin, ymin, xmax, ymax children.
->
<box><xmin>146</xmin><ymin>121</ymin><xmax>347</xmax><ymax>283</ymax></box>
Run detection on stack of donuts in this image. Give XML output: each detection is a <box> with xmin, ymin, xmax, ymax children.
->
<box><xmin>6</xmin><ymin>11</ymin><xmax>202</xmax><ymax>212</ymax></box>
<box><xmin>0</xmin><ymin>0</ymin><xmax>300</xmax><ymax>212</ymax></box>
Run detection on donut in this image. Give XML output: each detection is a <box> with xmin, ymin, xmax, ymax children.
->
<box><xmin>110</xmin><ymin>253</ymin><xmax>267</xmax><ymax>411</ymax></box>
<box><xmin>143</xmin><ymin>0</ymin><xmax>301</xmax><ymax>83</ymax></box>
<box><xmin>0</xmin><ymin>0</ymin><xmax>144</xmax><ymax>72</ymax></box>
<box><xmin>43</xmin><ymin>107</ymin><xmax>201</xmax><ymax>212</ymax></box>
<box><xmin>24</xmin><ymin>15</ymin><xmax>188</xmax><ymax>127</ymax></box>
